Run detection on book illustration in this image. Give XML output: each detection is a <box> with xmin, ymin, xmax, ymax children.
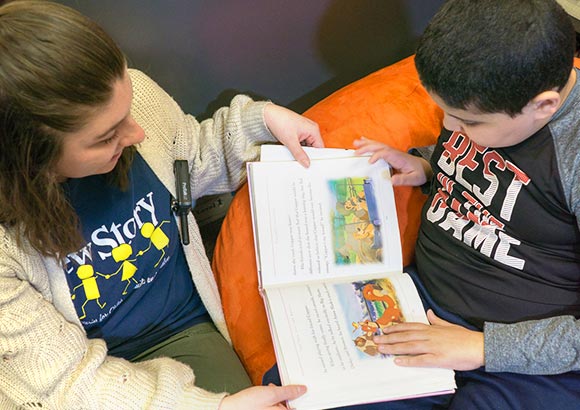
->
<box><xmin>329</xmin><ymin>177</ymin><xmax>383</xmax><ymax>265</ymax></box>
<box><xmin>342</xmin><ymin>278</ymin><xmax>404</xmax><ymax>358</ymax></box>
<box><xmin>332</xmin><ymin>278</ymin><xmax>404</xmax><ymax>359</ymax></box>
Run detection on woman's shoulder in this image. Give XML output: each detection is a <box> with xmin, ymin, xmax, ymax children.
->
<box><xmin>127</xmin><ymin>69</ymin><xmax>191</xmax><ymax>186</ymax></box>
<box><xmin>128</xmin><ymin>68</ymin><xmax>192</xmax><ymax>140</ymax></box>
<box><xmin>0</xmin><ymin>224</ymin><xmax>20</xmax><ymax>255</ymax></box>
<box><xmin>128</xmin><ymin>68</ymin><xmax>163</xmax><ymax>96</ymax></box>
<box><xmin>0</xmin><ymin>224</ymin><xmax>49</xmax><ymax>287</ymax></box>
<box><xmin>128</xmin><ymin>68</ymin><xmax>175</xmax><ymax>114</ymax></box>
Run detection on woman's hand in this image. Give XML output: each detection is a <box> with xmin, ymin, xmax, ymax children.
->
<box><xmin>353</xmin><ymin>137</ymin><xmax>432</xmax><ymax>186</ymax></box>
<box><xmin>219</xmin><ymin>384</ymin><xmax>307</xmax><ymax>410</ymax></box>
<box><xmin>374</xmin><ymin>310</ymin><xmax>485</xmax><ymax>371</ymax></box>
<box><xmin>264</xmin><ymin>104</ymin><xmax>323</xmax><ymax>167</ymax></box>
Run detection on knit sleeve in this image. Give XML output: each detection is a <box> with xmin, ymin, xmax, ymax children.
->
<box><xmin>484</xmin><ymin>316</ymin><xmax>580</xmax><ymax>374</ymax></box>
<box><xmin>0</xmin><ymin>230</ymin><xmax>226</xmax><ymax>410</ymax></box>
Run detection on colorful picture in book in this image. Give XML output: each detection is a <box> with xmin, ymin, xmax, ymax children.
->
<box><xmin>348</xmin><ymin>279</ymin><xmax>404</xmax><ymax>358</ymax></box>
<box><xmin>328</xmin><ymin>177</ymin><xmax>382</xmax><ymax>265</ymax></box>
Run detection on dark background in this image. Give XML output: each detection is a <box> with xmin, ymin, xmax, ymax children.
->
<box><xmin>57</xmin><ymin>1</ymin><xmax>444</xmax><ymax>118</ymax></box>
<box><xmin>50</xmin><ymin>1</ymin><xmax>446</xmax><ymax>257</ymax></box>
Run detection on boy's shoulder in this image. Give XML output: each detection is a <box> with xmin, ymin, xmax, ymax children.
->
<box><xmin>550</xmin><ymin>68</ymin><xmax>580</xmax><ymax>129</ymax></box>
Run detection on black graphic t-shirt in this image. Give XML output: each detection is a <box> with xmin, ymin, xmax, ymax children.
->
<box><xmin>64</xmin><ymin>153</ymin><xmax>208</xmax><ymax>359</ymax></box>
<box><xmin>416</xmin><ymin>128</ymin><xmax>580</xmax><ymax>328</ymax></box>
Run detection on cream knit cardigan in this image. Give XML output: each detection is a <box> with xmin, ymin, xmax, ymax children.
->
<box><xmin>0</xmin><ymin>69</ymin><xmax>276</xmax><ymax>410</ymax></box>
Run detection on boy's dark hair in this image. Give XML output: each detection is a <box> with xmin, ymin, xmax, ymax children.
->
<box><xmin>415</xmin><ymin>0</ymin><xmax>576</xmax><ymax>116</ymax></box>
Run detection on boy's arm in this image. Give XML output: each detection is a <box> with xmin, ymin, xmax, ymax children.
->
<box><xmin>483</xmin><ymin>128</ymin><xmax>580</xmax><ymax>375</ymax></box>
<box><xmin>373</xmin><ymin>304</ymin><xmax>580</xmax><ymax>375</ymax></box>
<box><xmin>484</xmin><ymin>316</ymin><xmax>580</xmax><ymax>374</ymax></box>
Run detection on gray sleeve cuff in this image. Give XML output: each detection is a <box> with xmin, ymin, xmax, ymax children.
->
<box><xmin>484</xmin><ymin>316</ymin><xmax>580</xmax><ymax>374</ymax></box>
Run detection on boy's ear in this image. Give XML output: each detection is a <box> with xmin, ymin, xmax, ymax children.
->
<box><xmin>529</xmin><ymin>91</ymin><xmax>561</xmax><ymax>120</ymax></box>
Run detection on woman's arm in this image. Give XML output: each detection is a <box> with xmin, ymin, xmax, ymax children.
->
<box><xmin>0</xmin><ymin>229</ymin><xmax>225</xmax><ymax>409</ymax></box>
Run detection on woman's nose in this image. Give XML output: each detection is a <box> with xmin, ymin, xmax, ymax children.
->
<box><xmin>119</xmin><ymin>116</ymin><xmax>145</xmax><ymax>146</ymax></box>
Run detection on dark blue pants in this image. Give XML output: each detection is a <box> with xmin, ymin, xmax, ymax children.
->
<box><xmin>263</xmin><ymin>268</ymin><xmax>580</xmax><ymax>410</ymax></box>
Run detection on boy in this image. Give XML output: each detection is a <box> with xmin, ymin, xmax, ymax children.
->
<box><xmin>353</xmin><ymin>0</ymin><xmax>580</xmax><ymax>408</ymax></box>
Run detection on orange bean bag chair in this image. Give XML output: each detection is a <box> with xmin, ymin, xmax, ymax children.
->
<box><xmin>212</xmin><ymin>55</ymin><xmax>445</xmax><ymax>385</ymax></box>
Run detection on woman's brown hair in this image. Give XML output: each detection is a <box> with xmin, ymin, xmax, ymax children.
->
<box><xmin>0</xmin><ymin>0</ymin><xmax>134</xmax><ymax>259</ymax></box>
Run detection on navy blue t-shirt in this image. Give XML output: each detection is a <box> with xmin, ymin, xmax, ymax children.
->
<box><xmin>64</xmin><ymin>153</ymin><xmax>208</xmax><ymax>359</ymax></box>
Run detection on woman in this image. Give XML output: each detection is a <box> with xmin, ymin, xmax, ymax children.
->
<box><xmin>0</xmin><ymin>1</ymin><xmax>320</xmax><ymax>408</ymax></box>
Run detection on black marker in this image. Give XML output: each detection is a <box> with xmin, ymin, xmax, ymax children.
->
<box><xmin>172</xmin><ymin>160</ymin><xmax>192</xmax><ymax>245</ymax></box>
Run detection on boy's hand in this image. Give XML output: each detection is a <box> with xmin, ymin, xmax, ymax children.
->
<box><xmin>219</xmin><ymin>384</ymin><xmax>307</xmax><ymax>410</ymax></box>
<box><xmin>373</xmin><ymin>310</ymin><xmax>485</xmax><ymax>371</ymax></box>
<box><xmin>264</xmin><ymin>104</ymin><xmax>323</xmax><ymax>168</ymax></box>
<box><xmin>353</xmin><ymin>137</ymin><xmax>433</xmax><ymax>186</ymax></box>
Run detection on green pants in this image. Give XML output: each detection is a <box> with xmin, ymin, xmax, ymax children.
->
<box><xmin>131</xmin><ymin>321</ymin><xmax>252</xmax><ymax>393</ymax></box>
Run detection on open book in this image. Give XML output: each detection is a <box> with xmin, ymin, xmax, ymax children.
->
<box><xmin>247</xmin><ymin>146</ymin><xmax>456</xmax><ymax>410</ymax></box>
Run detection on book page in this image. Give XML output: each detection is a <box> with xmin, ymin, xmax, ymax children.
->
<box><xmin>248</xmin><ymin>156</ymin><xmax>402</xmax><ymax>288</ymax></box>
<box><xmin>260</xmin><ymin>145</ymin><xmax>355</xmax><ymax>161</ymax></box>
<box><xmin>264</xmin><ymin>273</ymin><xmax>456</xmax><ymax>410</ymax></box>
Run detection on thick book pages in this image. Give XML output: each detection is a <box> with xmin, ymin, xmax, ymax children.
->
<box><xmin>247</xmin><ymin>146</ymin><xmax>456</xmax><ymax>410</ymax></box>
